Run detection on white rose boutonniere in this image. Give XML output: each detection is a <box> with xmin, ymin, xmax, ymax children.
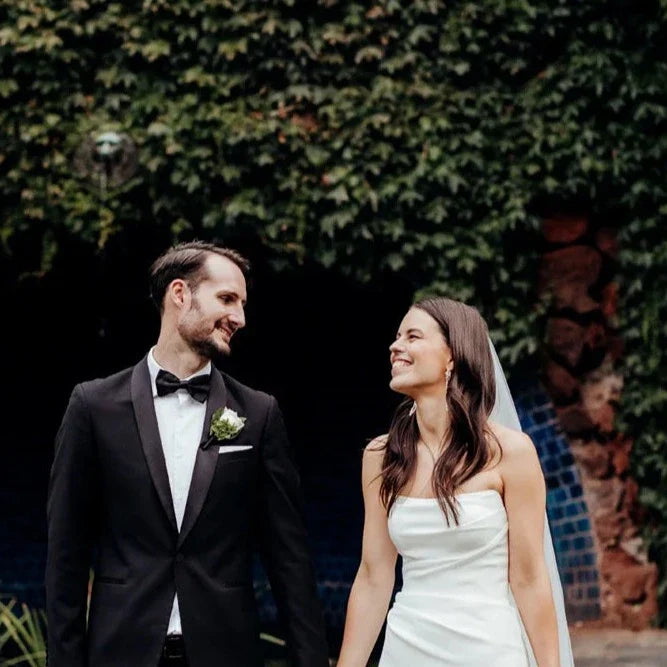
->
<box><xmin>211</xmin><ymin>407</ymin><xmax>246</xmax><ymax>440</ymax></box>
<box><xmin>201</xmin><ymin>407</ymin><xmax>246</xmax><ymax>450</ymax></box>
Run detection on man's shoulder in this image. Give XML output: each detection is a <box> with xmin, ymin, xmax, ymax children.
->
<box><xmin>218</xmin><ymin>370</ymin><xmax>273</xmax><ymax>409</ymax></box>
<box><xmin>76</xmin><ymin>361</ymin><xmax>139</xmax><ymax>400</ymax></box>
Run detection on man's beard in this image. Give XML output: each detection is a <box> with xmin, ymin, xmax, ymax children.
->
<box><xmin>189</xmin><ymin>334</ymin><xmax>230</xmax><ymax>364</ymax></box>
<box><xmin>179</xmin><ymin>298</ymin><xmax>231</xmax><ymax>363</ymax></box>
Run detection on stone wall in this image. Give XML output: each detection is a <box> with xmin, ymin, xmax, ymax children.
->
<box><xmin>539</xmin><ymin>216</ymin><xmax>657</xmax><ymax>629</ymax></box>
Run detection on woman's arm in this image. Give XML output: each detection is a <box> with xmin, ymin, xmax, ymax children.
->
<box><xmin>337</xmin><ymin>438</ymin><xmax>398</xmax><ymax>667</ymax></box>
<box><xmin>500</xmin><ymin>427</ymin><xmax>560</xmax><ymax>667</ymax></box>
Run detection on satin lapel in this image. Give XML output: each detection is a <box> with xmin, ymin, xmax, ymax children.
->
<box><xmin>130</xmin><ymin>358</ymin><xmax>178</xmax><ymax>533</ymax></box>
<box><xmin>178</xmin><ymin>368</ymin><xmax>227</xmax><ymax>548</ymax></box>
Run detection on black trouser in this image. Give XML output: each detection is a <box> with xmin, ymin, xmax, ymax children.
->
<box><xmin>159</xmin><ymin>634</ymin><xmax>188</xmax><ymax>667</ymax></box>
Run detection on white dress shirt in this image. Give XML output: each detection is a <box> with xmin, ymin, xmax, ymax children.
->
<box><xmin>146</xmin><ymin>347</ymin><xmax>211</xmax><ymax>636</ymax></box>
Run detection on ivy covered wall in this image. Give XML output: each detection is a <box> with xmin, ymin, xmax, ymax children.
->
<box><xmin>1</xmin><ymin>0</ymin><xmax>666</xmax><ymax>622</ymax></box>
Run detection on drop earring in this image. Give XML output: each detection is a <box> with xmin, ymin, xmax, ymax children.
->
<box><xmin>444</xmin><ymin>369</ymin><xmax>452</xmax><ymax>413</ymax></box>
<box><xmin>409</xmin><ymin>401</ymin><xmax>417</xmax><ymax>416</ymax></box>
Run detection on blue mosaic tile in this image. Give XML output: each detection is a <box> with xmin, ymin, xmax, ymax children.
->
<box><xmin>560</xmin><ymin>470</ymin><xmax>576</xmax><ymax>485</ymax></box>
<box><xmin>583</xmin><ymin>553</ymin><xmax>596</xmax><ymax>567</ymax></box>
<box><xmin>560</xmin><ymin>452</ymin><xmax>575</xmax><ymax>467</ymax></box>
<box><xmin>556</xmin><ymin>538</ymin><xmax>571</xmax><ymax>552</ymax></box>
<box><xmin>565</xmin><ymin>502</ymin><xmax>581</xmax><ymax>517</ymax></box>
<box><xmin>546</xmin><ymin>440</ymin><xmax>561</xmax><ymax>456</ymax></box>
<box><xmin>514</xmin><ymin>380</ymin><xmax>601</xmax><ymax>623</ymax></box>
<box><xmin>553</xmin><ymin>488</ymin><xmax>568</xmax><ymax>503</ymax></box>
<box><xmin>544</xmin><ymin>458</ymin><xmax>559</xmax><ymax>473</ymax></box>
<box><xmin>550</xmin><ymin>505</ymin><xmax>564</xmax><ymax>521</ymax></box>
<box><xmin>533</xmin><ymin>409</ymin><xmax>549</xmax><ymax>424</ymax></box>
<box><xmin>576</xmin><ymin>570</ymin><xmax>597</xmax><ymax>584</ymax></box>
<box><xmin>576</xmin><ymin>518</ymin><xmax>591</xmax><ymax>532</ymax></box>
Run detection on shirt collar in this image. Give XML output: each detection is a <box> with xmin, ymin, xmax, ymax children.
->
<box><xmin>147</xmin><ymin>347</ymin><xmax>212</xmax><ymax>398</ymax></box>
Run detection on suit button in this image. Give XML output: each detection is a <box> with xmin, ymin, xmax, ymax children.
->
<box><xmin>175</xmin><ymin>553</ymin><xmax>184</xmax><ymax>563</ymax></box>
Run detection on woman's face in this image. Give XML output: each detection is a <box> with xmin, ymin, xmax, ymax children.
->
<box><xmin>389</xmin><ymin>307</ymin><xmax>454</xmax><ymax>397</ymax></box>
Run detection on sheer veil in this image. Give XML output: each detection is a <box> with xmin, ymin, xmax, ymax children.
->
<box><xmin>488</xmin><ymin>337</ymin><xmax>574</xmax><ymax>666</ymax></box>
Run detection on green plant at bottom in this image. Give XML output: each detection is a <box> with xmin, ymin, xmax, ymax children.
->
<box><xmin>0</xmin><ymin>599</ymin><xmax>47</xmax><ymax>667</ymax></box>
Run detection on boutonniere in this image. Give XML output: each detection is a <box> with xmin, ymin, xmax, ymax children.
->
<box><xmin>200</xmin><ymin>407</ymin><xmax>246</xmax><ymax>450</ymax></box>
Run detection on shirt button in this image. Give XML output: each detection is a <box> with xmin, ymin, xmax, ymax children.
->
<box><xmin>175</xmin><ymin>553</ymin><xmax>184</xmax><ymax>563</ymax></box>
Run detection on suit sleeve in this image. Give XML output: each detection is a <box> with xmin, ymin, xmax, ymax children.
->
<box><xmin>45</xmin><ymin>384</ymin><xmax>99</xmax><ymax>667</ymax></box>
<box><xmin>257</xmin><ymin>396</ymin><xmax>329</xmax><ymax>667</ymax></box>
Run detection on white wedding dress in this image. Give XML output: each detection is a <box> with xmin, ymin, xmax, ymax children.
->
<box><xmin>379</xmin><ymin>490</ymin><xmax>530</xmax><ymax>666</ymax></box>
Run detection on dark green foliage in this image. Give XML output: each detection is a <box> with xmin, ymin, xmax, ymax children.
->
<box><xmin>1</xmin><ymin>0</ymin><xmax>667</xmax><ymax>619</ymax></box>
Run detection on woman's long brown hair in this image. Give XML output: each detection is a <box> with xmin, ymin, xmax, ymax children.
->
<box><xmin>379</xmin><ymin>297</ymin><xmax>500</xmax><ymax>524</ymax></box>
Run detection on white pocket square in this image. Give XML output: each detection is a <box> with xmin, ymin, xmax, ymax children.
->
<box><xmin>218</xmin><ymin>445</ymin><xmax>253</xmax><ymax>454</ymax></box>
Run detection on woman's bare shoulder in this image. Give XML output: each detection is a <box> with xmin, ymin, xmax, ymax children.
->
<box><xmin>488</xmin><ymin>420</ymin><xmax>541</xmax><ymax>482</ymax></box>
<box><xmin>488</xmin><ymin>420</ymin><xmax>534</xmax><ymax>453</ymax></box>
<box><xmin>362</xmin><ymin>435</ymin><xmax>388</xmax><ymax>484</ymax></box>
<box><xmin>365</xmin><ymin>434</ymin><xmax>388</xmax><ymax>452</ymax></box>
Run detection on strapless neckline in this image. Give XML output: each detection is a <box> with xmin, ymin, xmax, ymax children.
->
<box><xmin>397</xmin><ymin>488</ymin><xmax>502</xmax><ymax>502</ymax></box>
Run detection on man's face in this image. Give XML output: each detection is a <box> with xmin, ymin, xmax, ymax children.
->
<box><xmin>177</xmin><ymin>254</ymin><xmax>247</xmax><ymax>361</ymax></box>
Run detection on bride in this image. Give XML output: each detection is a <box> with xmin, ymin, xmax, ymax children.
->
<box><xmin>337</xmin><ymin>297</ymin><xmax>573</xmax><ymax>666</ymax></box>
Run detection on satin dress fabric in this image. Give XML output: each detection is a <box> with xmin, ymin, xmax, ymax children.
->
<box><xmin>379</xmin><ymin>490</ymin><xmax>530</xmax><ymax>666</ymax></box>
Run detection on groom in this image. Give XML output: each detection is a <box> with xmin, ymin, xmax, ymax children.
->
<box><xmin>45</xmin><ymin>242</ymin><xmax>329</xmax><ymax>667</ymax></box>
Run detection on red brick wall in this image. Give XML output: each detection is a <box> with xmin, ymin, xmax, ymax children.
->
<box><xmin>539</xmin><ymin>216</ymin><xmax>657</xmax><ymax>629</ymax></box>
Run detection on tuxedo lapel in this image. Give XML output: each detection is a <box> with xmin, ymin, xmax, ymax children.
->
<box><xmin>178</xmin><ymin>368</ymin><xmax>227</xmax><ymax>548</ymax></box>
<box><xmin>130</xmin><ymin>358</ymin><xmax>178</xmax><ymax>533</ymax></box>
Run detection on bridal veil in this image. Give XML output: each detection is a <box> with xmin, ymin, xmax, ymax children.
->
<box><xmin>488</xmin><ymin>337</ymin><xmax>574</xmax><ymax>666</ymax></box>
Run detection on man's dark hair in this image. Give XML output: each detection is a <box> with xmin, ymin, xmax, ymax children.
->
<box><xmin>149</xmin><ymin>241</ymin><xmax>250</xmax><ymax>313</ymax></box>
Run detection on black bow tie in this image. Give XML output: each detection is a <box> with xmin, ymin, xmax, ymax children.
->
<box><xmin>155</xmin><ymin>369</ymin><xmax>211</xmax><ymax>403</ymax></box>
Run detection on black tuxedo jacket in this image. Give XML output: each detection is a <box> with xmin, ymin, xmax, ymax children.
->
<box><xmin>45</xmin><ymin>356</ymin><xmax>329</xmax><ymax>667</ymax></box>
